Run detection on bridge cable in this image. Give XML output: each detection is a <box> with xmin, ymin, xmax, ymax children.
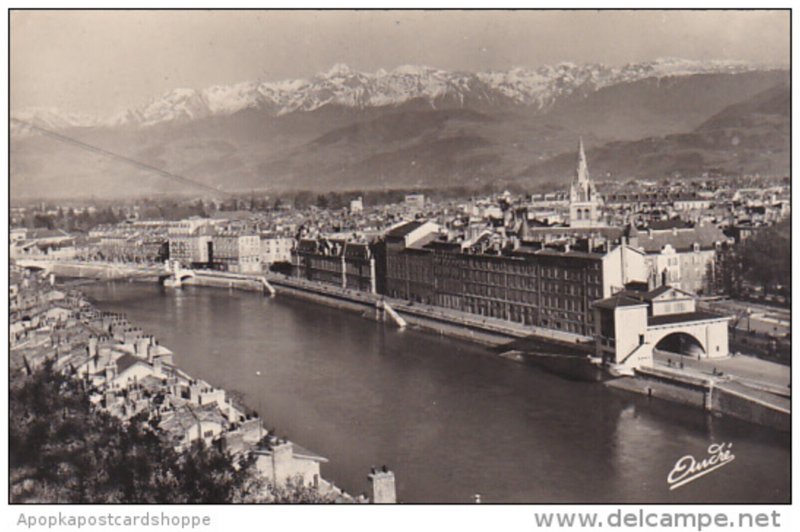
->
<box><xmin>10</xmin><ymin>118</ymin><xmax>231</xmax><ymax>196</ymax></box>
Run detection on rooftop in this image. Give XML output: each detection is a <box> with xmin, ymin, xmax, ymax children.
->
<box><xmin>593</xmin><ymin>294</ymin><xmax>649</xmax><ymax>310</ymax></box>
<box><xmin>648</xmin><ymin>310</ymin><xmax>727</xmax><ymax>326</ymax></box>
<box><xmin>633</xmin><ymin>224</ymin><xmax>728</xmax><ymax>253</ymax></box>
<box><xmin>385</xmin><ymin>220</ymin><xmax>425</xmax><ymax>239</ymax></box>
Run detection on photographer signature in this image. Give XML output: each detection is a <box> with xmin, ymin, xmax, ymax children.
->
<box><xmin>668</xmin><ymin>443</ymin><xmax>735</xmax><ymax>490</ymax></box>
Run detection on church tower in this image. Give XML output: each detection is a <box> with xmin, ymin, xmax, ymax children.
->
<box><xmin>569</xmin><ymin>138</ymin><xmax>604</xmax><ymax>228</ymax></box>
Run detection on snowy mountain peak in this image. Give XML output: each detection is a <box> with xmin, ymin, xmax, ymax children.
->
<box><xmin>12</xmin><ymin>58</ymin><xmax>778</xmax><ymax>132</ymax></box>
<box><xmin>325</xmin><ymin>63</ymin><xmax>355</xmax><ymax>77</ymax></box>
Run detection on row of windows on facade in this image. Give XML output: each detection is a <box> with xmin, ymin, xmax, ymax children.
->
<box><xmin>433</xmin><ymin>295</ymin><xmax>591</xmax><ymax>334</ymax></box>
<box><xmin>431</xmin><ymin>266</ymin><xmax>601</xmax><ymax>286</ymax></box>
<box><xmin>390</xmin><ymin>269</ymin><xmax>602</xmax><ymax>297</ymax></box>
<box><xmin>441</xmin><ymin>283</ymin><xmax>595</xmax><ymax>311</ymax></box>
<box><xmin>434</xmin><ymin>257</ymin><xmax>600</xmax><ymax>277</ymax></box>
<box><xmin>299</xmin><ymin>264</ymin><xmax>372</xmax><ymax>277</ymax></box>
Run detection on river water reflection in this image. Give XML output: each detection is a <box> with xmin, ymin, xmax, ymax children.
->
<box><xmin>81</xmin><ymin>282</ymin><xmax>790</xmax><ymax>503</ymax></box>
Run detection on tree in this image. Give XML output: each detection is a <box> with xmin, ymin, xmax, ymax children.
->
<box><xmin>737</xmin><ymin>222</ymin><xmax>790</xmax><ymax>298</ymax></box>
<box><xmin>11</xmin><ymin>362</ymin><xmax>234</xmax><ymax>503</ymax></box>
<box><xmin>10</xmin><ymin>361</ymin><xmax>344</xmax><ymax>503</ymax></box>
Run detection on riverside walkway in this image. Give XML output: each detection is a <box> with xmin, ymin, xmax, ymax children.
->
<box><xmin>653</xmin><ymin>349</ymin><xmax>790</xmax><ymax>397</ymax></box>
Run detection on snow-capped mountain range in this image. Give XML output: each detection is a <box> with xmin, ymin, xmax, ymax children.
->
<box><xmin>12</xmin><ymin>58</ymin><xmax>778</xmax><ymax>132</ymax></box>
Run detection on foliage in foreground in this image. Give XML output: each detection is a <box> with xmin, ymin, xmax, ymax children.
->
<box><xmin>9</xmin><ymin>361</ymin><xmax>341</xmax><ymax>503</ymax></box>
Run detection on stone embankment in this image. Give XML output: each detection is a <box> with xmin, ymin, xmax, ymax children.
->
<box><xmin>606</xmin><ymin>365</ymin><xmax>789</xmax><ymax>432</ymax></box>
<box><xmin>32</xmin><ymin>259</ymin><xmax>789</xmax><ymax>432</ymax></box>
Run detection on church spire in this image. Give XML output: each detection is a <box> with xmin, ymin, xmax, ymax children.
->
<box><xmin>576</xmin><ymin>137</ymin><xmax>589</xmax><ymax>183</ymax></box>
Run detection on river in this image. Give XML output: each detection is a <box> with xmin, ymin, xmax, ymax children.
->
<box><xmin>80</xmin><ymin>282</ymin><xmax>790</xmax><ymax>503</ymax></box>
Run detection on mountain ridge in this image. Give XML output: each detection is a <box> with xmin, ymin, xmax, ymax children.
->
<box><xmin>10</xmin><ymin>64</ymin><xmax>789</xmax><ymax>199</ymax></box>
<box><xmin>11</xmin><ymin>58</ymin><xmax>781</xmax><ymax>132</ymax></box>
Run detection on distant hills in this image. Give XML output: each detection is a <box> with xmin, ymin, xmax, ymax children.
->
<box><xmin>10</xmin><ymin>60</ymin><xmax>789</xmax><ymax>199</ymax></box>
<box><xmin>520</xmin><ymin>81</ymin><xmax>790</xmax><ymax>185</ymax></box>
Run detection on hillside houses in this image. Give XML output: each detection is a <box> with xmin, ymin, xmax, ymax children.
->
<box><xmin>8</xmin><ymin>266</ymin><xmax>344</xmax><ymax>495</ymax></box>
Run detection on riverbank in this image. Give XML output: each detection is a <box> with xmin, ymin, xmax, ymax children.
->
<box><xmin>261</xmin><ymin>273</ymin><xmax>790</xmax><ymax>432</ymax></box>
<box><xmin>10</xmin><ymin>265</ymin><xmax>365</xmax><ymax>502</ymax></box>
<box><xmin>605</xmin><ymin>365</ymin><xmax>790</xmax><ymax>432</ymax></box>
<box><xmin>77</xmin><ymin>280</ymin><xmax>791</xmax><ymax>503</ymax></box>
<box><xmin>40</xmin><ymin>260</ymin><xmax>789</xmax><ymax>432</ymax></box>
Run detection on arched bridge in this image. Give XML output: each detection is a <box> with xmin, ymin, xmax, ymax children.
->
<box><xmin>14</xmin><ymin>258</ymin><xmax>165</xmax><ymax>282</ymax></box>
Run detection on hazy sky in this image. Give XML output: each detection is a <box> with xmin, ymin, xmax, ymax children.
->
<box><xmin>11</xmin><ymin>10</ymin><xmax>789</xmax><ymax>116</ymax></box>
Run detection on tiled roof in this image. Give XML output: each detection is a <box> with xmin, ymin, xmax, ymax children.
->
<box><xmin>593</xmin><ymin>294</ymin><xmax>649</xmax><ymax>310</ymax></box>
<box><xmin>635</xmin><ymin>225</ymin><xmax>728</xmax><ymax>253</ymax></box>
<box><xmin>385</xmin><ymin>220</ymin><xmax>424</xmax><ymax>239</ymax></box>
<box><xmin>290</xmin><ymin>442</ymin><xmax>329</xmax><ymax>463</ymax></box>
<box><xmin>159</xmin><ymin>404</ymin><xmax>227</xmax><ymax>436</ymax></box>
<box><xmin>646</xmin><ymin>219</ymin><xmax>693</xmax><ymax>230</ymax></box>
<box><xmin>115</xmin><ymin>353</ymin><xmax>149</xmax><ymax>374</ymax></box>
<box><xmin>424</xmin><ymin>241</ymin><xmax>461</xmax><ymax>252</ymax></box>
<box><xmin>648</xmin><ymin>311</ymin><xmax>727</xmax><ymax>326</ymax></box>
<box><xmin>612</xmin><ymin>285</ymin><xmax>694</xmax><ymax>304</ymax></box>
<box><xmin>28</xmin><ymin>228</ymin><xmax>71</xmax><ymax>240</ymax></box>
<box><xmin>406</xmin><ymin>232</ymin><xmax>440</xmax><ymax>251</ymax></box>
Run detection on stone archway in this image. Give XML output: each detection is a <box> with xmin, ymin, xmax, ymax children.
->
<box><xmin>654</xmin><ymin>331</ymin><xmax>706</xmax><ymax>357</ymax></box>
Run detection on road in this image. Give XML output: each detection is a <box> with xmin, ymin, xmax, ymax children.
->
<box><xmin>653</xmin><ymin>349</ymin><xmax>790</xmax><ymax>395</ymax></box>
<box><xmin>701</xmin><ymin>298</ymin><xmax>790</xmax><ymax>339</ymax></box>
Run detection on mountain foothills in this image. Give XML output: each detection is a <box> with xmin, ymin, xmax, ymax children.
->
<box><xmin>11</xmin><ymin>59</ymin><xmax>789</xmax><ymax>198</ymax></box>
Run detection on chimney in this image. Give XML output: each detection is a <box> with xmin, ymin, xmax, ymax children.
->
<box><xmin>137</xmin><ymin>337</ymin><xmax>150</xmax><ymax>359</ymax></box>
<box><xmin>271</xmin><ymin>441</ymin><xmax>294</xmax><ymax>486</ymax></box>
<box><xmin>104</xmin><ymin>390</ymin><xmax>116</xmax><ymax>408</ymax></box>
<box><xmin>146</xmin><ymin>342</ymin><xmax>156</xmax><ymax>363</ymax></box>
<box><xmin>104</xmin><ymin>362</ymin><xmax>116</xmax><ymax>383</ymax></box>
<box><xmin>368</xmin><ymin>467</ymin><xmax>397</xmax><ymax>503</ymax></box>
<box><xmin>88</xmin><ymin>336</ymin><xmax>98</xmax><ymax>357</ymax></box>
<box><xmin>153</xmin><ymin>356</ymin><xmax>163</xmax><ymax>377</ymax></box>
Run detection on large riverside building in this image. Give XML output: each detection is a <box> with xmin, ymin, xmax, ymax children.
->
<box><xmin>292</xmin><ymin>238</ymin><xmax>377</xmax><ymax>293</ymax></box>
<box><xmin>260</xmin><ymin>235</ymin><xmax>294</xmax><ymax>266</ymax></box>
<box><xmin>627</xmin><ymin>224</ymin><xmax>730</xmax><ymax>294</ymax></box>
<box><xmin>379</xmin><ymin>220</ymin><xmax>647</xmax><ymax>337</ymax></box>
<box><xmin>383</xmin><ymin>220</ymin><xmax>441</xmax><ymax>304</ymax></box>
<box><xmin>211</xmin><ymin>232</ymin><xmax>262</xmax><ymax>274</ymax></box>
<box><xmin>168</xmin><ymin>218</ymin><xmax>262</xmax><ymax>273</ymax></box>
<box><xmin>168</xmin><ymin>220</ymin><xmax>214</xmax><ymax>267</ymax></box>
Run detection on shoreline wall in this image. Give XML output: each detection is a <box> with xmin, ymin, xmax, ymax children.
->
<box><xmin>607</xmin><ymin>368</ymin><xmax>789</xmax><ymax>432</ymax></box>
<box><xmin>266</xmin><ymin>275</ymin><xmax>519</xmax><ymax>347</ymax></box>
<box><xmin>50</xmin><ymin>261</ymin><xmax>789</xmax><ymax>433</ymax></box>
